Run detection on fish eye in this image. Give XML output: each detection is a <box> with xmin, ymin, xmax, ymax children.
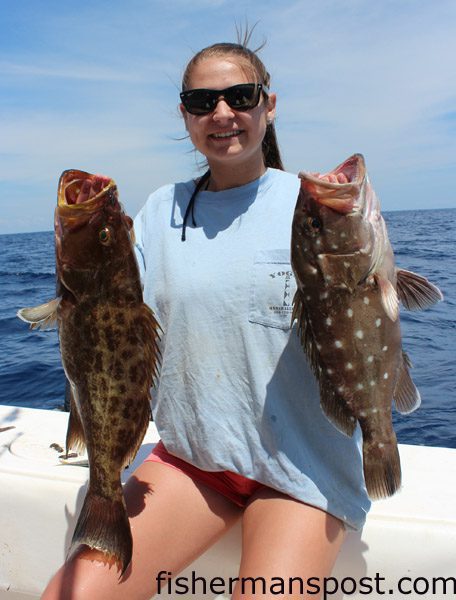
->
<box><xmin>307</xmin><ymin>216</ymin><xmax>322</xmax><ymax>231</ymax></box>
<box><xmin>99</xmin><ymin>226</ymin><xmax>112</xmax><ymax>245</ymax></box>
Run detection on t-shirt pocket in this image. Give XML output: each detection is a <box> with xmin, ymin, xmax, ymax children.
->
<box><xmin>248</xmin><ymin>249</ymin><xmax>297</xmax><ymax>330</ymax></box>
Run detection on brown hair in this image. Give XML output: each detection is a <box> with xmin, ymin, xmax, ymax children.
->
<box><xmin>181</xmin><ymin>41</ymin><xmax>284</xmax><ymax>171</ymax></box>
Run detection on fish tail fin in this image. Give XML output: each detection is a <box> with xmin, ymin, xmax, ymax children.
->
<box><xmin>69</xmin><ymin>488</ymin><xmax>132</xmax><ymax>576</ymax></box>
<box><xmin>362</xmin><ymin>438</ymin><xmax>401</xmax><ymax>500</ymax></box>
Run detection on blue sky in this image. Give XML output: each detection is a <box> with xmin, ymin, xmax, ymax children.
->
<box><xmin>1</xmin><ymin>0</ymin><xmax>455</xmax><ymax>233</ymax></box>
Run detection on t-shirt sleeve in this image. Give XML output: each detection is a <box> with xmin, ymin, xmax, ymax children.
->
<box><xmin>133</xmin><ymin>208</ymin><xmax>146</xmax><ymax>287</ymax></box>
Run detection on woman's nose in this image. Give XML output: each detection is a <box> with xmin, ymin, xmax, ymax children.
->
<box><xmin>211</xmin><ymin>99</ymin><xmax>235</xmax><ymax>121</ymax></box>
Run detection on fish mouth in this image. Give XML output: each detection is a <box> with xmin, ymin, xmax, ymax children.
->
<box><xmin>299</xmin><ymin>154</ymin><xmax>366</xmax><ymax>214</ymax></box>
<box><xmin>57</xmin><ymin>170</ymin><xmax>115</xmax><ymax>211</ymax></box>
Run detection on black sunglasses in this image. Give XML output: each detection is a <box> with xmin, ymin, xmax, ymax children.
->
<box><xmin>180</xmin><ymin>83</ymin><xmax>268</xmax><ymax>115</ymax></box>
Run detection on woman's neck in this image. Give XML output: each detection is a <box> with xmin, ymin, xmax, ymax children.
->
<box><xmin>206</xmin><ymin>157</ymin><xmax>267</xmax><ymax>192</ymax></box>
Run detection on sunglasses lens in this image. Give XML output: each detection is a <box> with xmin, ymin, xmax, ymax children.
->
<box><xmin>224</xmin><ymin>84</ymin><xmax>259</xmax><ymax>110</ymax></box>
<box><xmin>182</xmin><ymin>89</ymin><xmax>217</xmax><ymax>115</ymax></box>
<box><xmin>181</xmin><ymin>84</ymin><xmax>261</xmax><ymax>115</ymax></box>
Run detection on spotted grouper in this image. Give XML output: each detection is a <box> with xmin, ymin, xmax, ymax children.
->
<box><xmin>291</xmin><ymin>154</ymin><xmax>443</xmax><ymax>499</ymax></box>
<box><xmin>18</xmin><ymin>170</ymin><xmax>160</xmax><ymax>573</ymax></box>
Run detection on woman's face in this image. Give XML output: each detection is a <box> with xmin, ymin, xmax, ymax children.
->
<box><xmin>181</xmin><ymin>56</ymin><xmax>276</xmax><ymax>171</ymax></box>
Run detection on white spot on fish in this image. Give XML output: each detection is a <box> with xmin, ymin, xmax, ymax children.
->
<box><xmin>363</xmin><ymin>297</ymin><xmax>370</xmax><ymax>305</ymax></box>
<box><xmin>369</xmin><ymin>380</ymin><xmax>376</xmax><ymax>387</ymax></box>
<box><xmin>347</xmin><ymin>308</ymin><xmax>353</xmax><ymax>318</ymax></box>
<box><xmin>337</xmin><ymin>386</ymin><xmax>344</xmax><ymax>393</ymax></box>
<box><xmin>359</xmin><ymin>410</ymin><xmax>367</xmax><ymax>416</ymax></box>
<box><xmin>356</xmin><ymin>330</ymin><xmax>364</xmax><ymax>339</ymax></box>
<box><xmin>367</xmin><ymin>355</ymin><xmax>374</xmax><ymax>363</ymax></box>
<box><xmin>335</xmin><ymin>340</ymin><xmax>343</xmax><ymax>348</ymax></box>
<box><xmin>320</xmin><ymin>292</ymin><xmax>328</xmax><ymax>300</ymax></box>
<box><xmin>371</xmin><ymin>407</ymin><xmax>379</xmax><ymax>413</ymax></box>
<box><xmin>356</xmin><ymin>383</ymin><xmax>364</xmax><ymax>390</ymax></box>
<box><xmin>309</xmin><ymin>266</ymin><xmax>318</xmax><ymax>275</ymax></box>
<box><xmin>325</xmin><ymin>317</ymin><xmax>333</xmax><ymax>326</ymax></box>
<box><xmin>378</xmin><ymin>442</ymin><xmax>385</xmax><ymax>449</ymax></box>
<box><xmin>383</xmin><ymin>372</ymin><xmax>389</xmax><ymax>380</ymax></box>
<box><xmin>382</xmin><ymin>346</ymin><xmax>388</xmax><ymax>352</ymax></box>
<box><xmin>325</xmin><ymin>274</ymin><xmax>333</xmax><ymax>282</ymax></box>
<box><xmin>346</xmin><ymin>363</ymin><xmax>353</xmax><ymax>370</ymax></box>
<box><xmin>341</xmin><ymin>232</ymin><xmax>347</xmax><ymax>238</ymax></box>
<box><xmin>315</xmin><ymin>239</ymin><xmax>321</xmax><ymax>246</ymax></box>
<box><xmin>375</xmin><ymin>318</ymin><xmax>382</xmax><ymax>327</ymax></box>
<box><xmin>316</xmin><ymin>343</ymin><xmax>322</xmax><ymax>351</ymax></box>
<box><xmin>350</xmin><ymin>416</ymin><xmax>356</xmax><ymax>421</ymax></box>
<box><xmin>306</xmin><ymin>295</ymin><xmax>311</xmax><ymax>301</ymax></box>
<box><xmin>343</xmin><ymin>261</ymin><xmax>350</xmax><ymax>268</ymax></box>
<box><xmin>327</xmin><ymin>368</ymin><xmax>334</xmax><ymax>375</ymax></box>
<box><xmin>331</xmin><ymin>244</ymin><xmax>339</xmax><ymax>250</ymax></box>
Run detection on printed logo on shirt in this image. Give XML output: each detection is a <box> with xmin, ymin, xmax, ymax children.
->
<box><xmin>268</xmin><ymin>270</ymin><xmax>293</xmax><ymax>316</ymax></box>
<box><xmin>249</xmin><ymin>250</ymin><xmax>297</xmax><ymax>330</ymax></box>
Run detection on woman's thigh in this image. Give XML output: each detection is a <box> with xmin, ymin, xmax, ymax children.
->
<box><xmin>232</xmin><ymin>488</ymin><xmax>346</xmax><ymax>600</ymax></box>
<box><xmin>41</xmin><ymin>460</ymin><xmax>242</xmax><ymax>600</ymax></box>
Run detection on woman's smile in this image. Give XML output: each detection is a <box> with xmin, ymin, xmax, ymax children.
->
<box><xmin>209</xmin><ymin>129</ymin><xmax>244</xmax><ymax>140</ymax></box>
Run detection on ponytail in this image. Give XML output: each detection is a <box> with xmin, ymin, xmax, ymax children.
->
<box><xmin>262</xmin><ymin>122</ymin><xmax>284</xmax><ymax>170</ymax></box>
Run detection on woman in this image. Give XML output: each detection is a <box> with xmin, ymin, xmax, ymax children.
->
<box><xmin>42</xmin><ymin>40</ymin><xmax>370</xmax><ymax>600</ymax></box>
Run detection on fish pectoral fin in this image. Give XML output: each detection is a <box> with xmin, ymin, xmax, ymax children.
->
<box><xmin>375</xmin><ymin>275</ymin><xmax>399</xmax><ymax>321</ymax></box>
<box><xmin>320</xmin><ymin>382</ymin><xmax>357</xmax><ymax>437</ymax></box>
<box><xmin>394</xmin><ymin>351</ymin><xmax>421</xmax><ymax>414</ymax></box>
<box><xmin>65</xmin><ymin>382</ymin><xmax>86</xmax><ymax>455</ymax></box>
<box><xmin>17</xmin><ymin>298</ymin><xmax>60</xmax><ymax>330</ymax></box>
<box><xmin>396</xmin><ymin>268</ymin><xmax>443</xmax><ymax>311</ymax></box>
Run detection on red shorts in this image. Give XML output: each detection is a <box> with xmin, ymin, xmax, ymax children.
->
<box><xmin>144</xmin><ymin>440</ymin><xmax>265</xmax><ymax>508</ymax></box>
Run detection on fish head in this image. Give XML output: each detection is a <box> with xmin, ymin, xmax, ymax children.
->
<box><xmin>292</xmin><ymin>154</ymin><xmax>381</xmax><ymax>291</ymax></box>
<box><xmin>55</xmin><ymin>170</ymin><xmax>136</xmax><ymax>297</ymax></box>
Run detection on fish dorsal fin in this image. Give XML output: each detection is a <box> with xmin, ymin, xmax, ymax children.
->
<box><xmin>375</xmin><ymin>275</ymin><xmax>399</xmax><ymax>321</ymax></box>
<box><xmin>320</xmin><ymin>379</ymin><xmax>357</xmax><ymax>437</ymax></box>
<box><xmin>394</xmin><ymin>351</ymin><xmax>421</xmax><ymax>414</ymax></box>
<box><xmin>139</xmin><ymin>303</ymin><xmax>162</xmax><ymax>386</ymax></box>
<box><xmin>396</xmin><ymin>268</ymin><xmax>443</xmax><ymax>311</ymax></box>
<box><xmin>292</xmin><ymin>290</ymin><xmax>357</xmax><ymax>437</ymax></box>
<box><xmin>292</xmin><ymin>289</ymin><xmax>319</xmax><ymax>374</ymax></box>
<box><xmin>17</xmin><ymin>298</ymin><xmax>60</xmax><ymax>330</ymax></box>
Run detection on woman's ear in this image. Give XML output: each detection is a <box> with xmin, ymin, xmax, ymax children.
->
<box><xmin>179</xmin><ymin>103</ymin><xmax>188</xmax><ymax>130</ymax></box>
<box><xmin>266</xmin><ymin>92</ymin><xmax>276</xmax><ymax>124</ymax></box>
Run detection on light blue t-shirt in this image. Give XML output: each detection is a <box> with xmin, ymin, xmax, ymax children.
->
<box><xmin>134</xmin><ymin>168</ymin><xmax>370</xmax><ymax>529</ymax></box>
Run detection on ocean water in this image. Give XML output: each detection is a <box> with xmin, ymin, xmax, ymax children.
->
<box><xmin>0</xmin><ymin>209</ymin><xmax>454</xmax><ymax>447</ymax></box>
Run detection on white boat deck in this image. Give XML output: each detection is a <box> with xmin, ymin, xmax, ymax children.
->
<box><xmin>1</xmin><ymin>405</ymin><xmax>455</xmax><ymax>599</ymax></box>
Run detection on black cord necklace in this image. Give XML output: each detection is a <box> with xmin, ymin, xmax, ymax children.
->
<box><xmin>181</xmin><ymin>169</ymin><xmax>211</xmax><ymax>241</ymax></box>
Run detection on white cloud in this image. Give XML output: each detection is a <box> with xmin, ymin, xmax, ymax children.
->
<box><xmin>1</xmin><ymin>0</ymin><xmax>455</xmax><ymax>233</ymax></box>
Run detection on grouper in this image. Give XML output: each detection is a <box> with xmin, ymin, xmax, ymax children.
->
<box><xmin>18</xmin><ymin>170</ymin><xmax>160</xmax><ymax>573</ymax></box>
<box><xmin>291</xmin><ymin>154</ymin><xmax>442</xmax><ymax>499</ymax></box>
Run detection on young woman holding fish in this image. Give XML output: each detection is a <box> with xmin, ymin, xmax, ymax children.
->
<box><xmin>42</xmin><ymin>38</ymin><xmax>368</xmax><ymax>600</ymax></box>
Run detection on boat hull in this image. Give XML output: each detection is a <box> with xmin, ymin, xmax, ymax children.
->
<box><xmin>1</xmin><ymin>406</ymin><xmax>455</xmax><ymax>599</ymax></box>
